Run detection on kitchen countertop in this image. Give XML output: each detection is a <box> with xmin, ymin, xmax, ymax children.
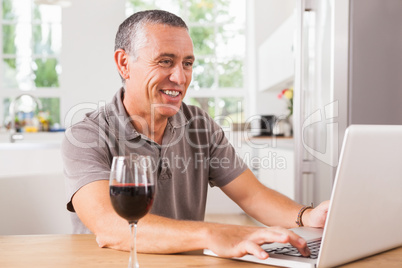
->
<box><xmin>245</xmin><ymin>135</ymin><xmax>294</xmax><ymax>150</ymax></box>
<box><xmin>0</xmin><ymin>132</ymin><xmax>64</xmax><ymax>150</ymax></box>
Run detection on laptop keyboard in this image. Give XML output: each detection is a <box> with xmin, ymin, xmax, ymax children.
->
<box><xmin>264</xmin><ymin>238</ymin><xmax>321</xmax><ymax>259</ymax></box>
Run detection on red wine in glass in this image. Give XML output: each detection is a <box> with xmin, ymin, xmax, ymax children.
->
<box><xmin>110</xmin><ymin>184</ymin><xmax>155</xmax><ymax>224</ymax></box>
<box><xmin>109</xmin><ymin>155</ymin><xmax>155</xmax><ymax>268</ymax></box>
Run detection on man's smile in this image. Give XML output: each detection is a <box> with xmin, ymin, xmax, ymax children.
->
<box><xmin>161</xmin><ymin>90</ymin><xmax>181</xmax><ymax>97</ymax></box>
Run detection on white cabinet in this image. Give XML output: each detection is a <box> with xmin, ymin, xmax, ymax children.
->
<box><xmin>0</xmin><ymin>133</ymin><xmax>72</xmax><ymax>235</ymax></box>
<box><xmin>205</xmin><ymin>135</ymin><xmax>296</xmax><ymax>214</ymax></box>
<box><xmin>256</xmin><ymin>147</ymin><xmax>295</xmax><ymax>200</ymax></box>
<box><xmin>249</xmin><ymin>137</ymin><xmax>295</xmax><ymax>200</ymax></box>
<box><xmin>258</xmin><ymin>12</ymin><xmax>295</xmax><ymax>92</ymax></box>
<box><xmin>0</xmin><ymin>173</ymin><xmax>73</xmax><ymax>235</ymax></box>
<box><xmin>205</xmin><ymin>132</ymin><xmax>252</xmax><ymax>214</ymax></box>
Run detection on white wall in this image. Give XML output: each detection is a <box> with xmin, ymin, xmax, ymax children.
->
<box><xmin>248</xmin><ymin>0</ymin><xmax>295</xmax><ymax>117</ymax></box>
<box><xmin>60</xmin><ymin>0</ymin><xmax>125</xmax><ymax>126</ymax></box>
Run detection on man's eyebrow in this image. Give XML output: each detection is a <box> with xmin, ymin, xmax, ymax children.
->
<box><xmin>184</xmin><ymin>55</ymin><xmax>195</xmax><ymax>61</ymax></box>
<box><xmin>156</xmin><ymin>53</ymin><xmax>195</xmax><ymax>61</ymax></box>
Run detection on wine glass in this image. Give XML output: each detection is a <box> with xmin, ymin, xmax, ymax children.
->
<box><xmin>109</xmin><ymin>155</ymin><xmax>155</xmax><ymax>268</ymax></box>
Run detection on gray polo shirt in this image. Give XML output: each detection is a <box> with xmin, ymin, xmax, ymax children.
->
<box><xmin>62</xmin><ymin>88</ymin><xmax>248</xmax><ymax>233</ymax></box>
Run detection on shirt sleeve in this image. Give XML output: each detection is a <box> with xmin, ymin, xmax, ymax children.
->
<box><xmin>61</xmin><ymin>121</ymin><xmax>111</xmax><ymax>212</ymax></box>
<box><xmin>206</xmin><ymin>116</ymin><xmax>249</xmax><ymax>188</ymax></box>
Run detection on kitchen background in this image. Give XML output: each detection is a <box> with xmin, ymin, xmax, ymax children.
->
<box><xmin>1</xmin><ymin>0</ymin><xmax>401</xmax><ymax>235</ymax></box>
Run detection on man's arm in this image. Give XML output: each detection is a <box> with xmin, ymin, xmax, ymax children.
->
<box><xmin>221</xmin><ymin>169</ymin><xmax>329</xmax><ymax>228</ymax></box>
<box><xmin>72</xmin><ymin>180</ymin><xmax>311</xmax><ymax>259</ymax></box>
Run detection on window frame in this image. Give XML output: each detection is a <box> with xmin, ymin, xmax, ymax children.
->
<box><xmin>0</xmin><ymin>0</ymin><xmax>62</xmax><ymax>127</ymax></box>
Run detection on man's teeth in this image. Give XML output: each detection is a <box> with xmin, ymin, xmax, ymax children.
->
<box><xmin>163</xmin><ymin>90</ymin><xmax>180</xmax><ymax>97</ymax></box>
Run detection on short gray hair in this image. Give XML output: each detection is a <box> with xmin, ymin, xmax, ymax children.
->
<box><xmin>114</xmin><ymin>10</ymin><xmax>189</xmax><ymax>83</ymax></box>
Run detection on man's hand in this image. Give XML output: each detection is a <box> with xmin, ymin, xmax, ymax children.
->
<box><xmin>303</xmin><ymin>200</ymin><xmax>330</xmax><ymax>228</ymax></box>
<box><xmin>206</xmin><ymin>225</ymin><xmax>311</xmax><ymax>260</ymax></box>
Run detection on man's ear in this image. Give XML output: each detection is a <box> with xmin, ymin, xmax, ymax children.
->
<box><xmin>114</xmin><ymin>49</ymin><xmax>130</xmax><ymax>79</ymax></box>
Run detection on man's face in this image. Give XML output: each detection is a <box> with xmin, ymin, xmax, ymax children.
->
<box><xmin>124</xmin><ymin>24</ymin><xmax>194</xmax><ymax>119</ymax></box>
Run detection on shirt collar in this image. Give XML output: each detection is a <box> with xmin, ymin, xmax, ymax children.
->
<box><xmin>105</xmin><ymin>87</ymin><xmax>189</xmax><ymax>141</ymax></box>
<box><xmin>167</xmin><ymin>105</ymin><xmax>189</xmax><ymax>129</ymax></box>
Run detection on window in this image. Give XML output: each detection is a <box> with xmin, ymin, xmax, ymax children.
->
<box><xmin>1</xmin><ymin>0</ymin><xmax>62</xmax><ymax>130</ymax></box>
<box><xmin>126</xmin><ymin>0</ymin><xmax>246</xmax><ymax>125</ymax></box>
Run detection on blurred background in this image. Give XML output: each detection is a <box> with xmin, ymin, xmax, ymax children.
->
<box><xmin>0</xmin><ymin>0</ymin><xmax>294</xmax><ymax>131</ymax></box>
<box><xmin>0</xmin><ymin>0</ymin><xmax>296</xmax><ymax>235</ymax></box>
<box><xmin>2</xmin><ymin>0</ymin><xmax>400</xmax><ymax>235</ymax></box>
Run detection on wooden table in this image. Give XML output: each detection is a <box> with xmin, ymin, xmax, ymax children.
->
<box><xmin>0</xmin><ymin>234</ymin><xmax>401</xmax><ymax>267</ymax></box>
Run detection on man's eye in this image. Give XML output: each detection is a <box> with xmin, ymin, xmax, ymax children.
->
<box><xmin>184</xmin><ymin>61</ymin><xmax>193</xmax><ymax>69</ymax></box>
<box><xmin>159</xmin><ymin>60</ymin><xmax>172</xmax><ymax>67</ymax></box>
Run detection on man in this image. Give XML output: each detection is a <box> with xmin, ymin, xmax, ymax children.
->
<box><xmin>62</xmin><ymin>10</ymin><xmax>329</xmax><ymax>260</ymax></box>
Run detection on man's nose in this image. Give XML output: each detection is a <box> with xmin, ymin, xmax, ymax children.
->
<box><xmin>169</xmin><ymin>64</ymin><xmax>186</xmax><ymax>85</ymax></box>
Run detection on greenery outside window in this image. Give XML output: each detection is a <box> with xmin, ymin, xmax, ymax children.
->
<box><xmin>127</xmin><ymin>0</ymin><xmax>246</xmax><ymax>126</ymax></box>
<box><xmin>1</xmin><ymin>0</ymin><xmax>62</xmax><ymax>130</ymax></box>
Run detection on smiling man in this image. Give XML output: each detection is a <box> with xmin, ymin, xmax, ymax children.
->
<box><xmin>62</xmin><ymin>10</ymin><xmax>329</xmax><ymax>260</ymax></box>
<box><xmin>115</xmin><ymin>22</ymin><xmax>194</xmax><ymax>144</ymax></box>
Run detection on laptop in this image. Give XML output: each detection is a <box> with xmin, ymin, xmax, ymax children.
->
<box><xmin>204</xmin><ymin>124</ymin><xmax>402</xmax><ymax>267</ymax></box>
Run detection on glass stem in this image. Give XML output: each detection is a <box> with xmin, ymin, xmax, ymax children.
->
<box><xmin>128</xmin><ymin>221</ymin><xmax>139</xmax><ymax>268</ymax></box>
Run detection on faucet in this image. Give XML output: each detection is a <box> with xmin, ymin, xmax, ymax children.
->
<box><xmin>9</xmin><ymin>94</ymin><xmax>43</xmax><ymax>143</ymax></box>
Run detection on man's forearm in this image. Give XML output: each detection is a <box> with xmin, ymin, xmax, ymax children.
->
<box><xmin>74</xmin><ymin>180</ymin><xmax>217</xmax><ymax>253</ymax></box>
<box><xmin>239</xmin><ymin>183</ymin><xmax>329</xmax><ymax>228</ymax></box>
<box><xmin>243</xmin><ymin>186</ymin><xmax>303</xmax><ymax>228</ymax></box>
<box><xmin>221</xmin><ymin>169</ymin><xmax>303</xmax><ymax>228</ymax></box>
<box><xmin>136</xmin><ymin>214</ymin><xmax>210</xmax><ymax>253</ymax></box>
<box><xmin>95</xmin><ymin>212</ymin><xmax>311</xmax><ymax>259</ymax></box>
<box><xmin>95</xmin><ymin>212</ymin><xmax>260</xmax><ymax>254</ymax></box>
